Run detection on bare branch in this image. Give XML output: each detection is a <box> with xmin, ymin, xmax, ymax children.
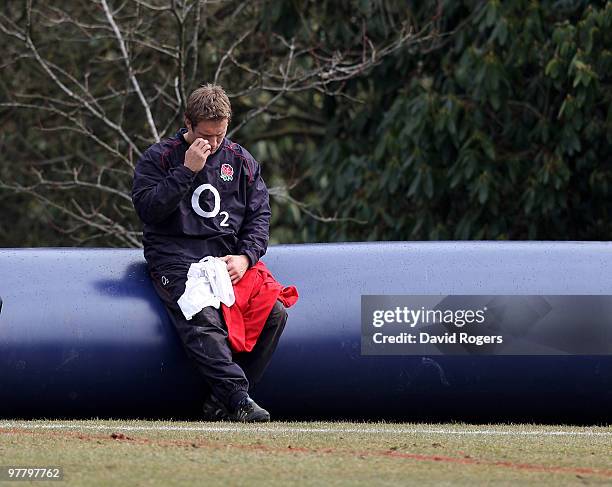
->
<box><xmin>0</xmin><ymin>102</ymin><xmax>135</xmax><ymax>168</ymax></box>
<box><xmin>100</xmin><ymin>0</ymin><xmax>160</xmax><ymax>141</ymax></box>
<box><xmin>133</xmin><ymin>0</ymin><xmax>173</xmax><ymax>12</ymax></box>
<box><xmin>28</xmin><ymin>165</ymin><xmax>132</xmax><ymax>203</ymax></box>
<box><xmin>268</xmin><ymin>186</ymin><xmax>368</xmax><ymax>225</ymax></box>
<box><xmin>0</xmin><ymin>180</ymin><xmax>141</xmax><ymax>247</ymax></box>
<box><xmin>214</xmin><ymin>28</ymin><xmax>252</xmax><ymax>85</ymax></box>
<box><xmin>15</xmin><ymin>3</ymin><xmax>143</xmax><ymax>157</ymax></box>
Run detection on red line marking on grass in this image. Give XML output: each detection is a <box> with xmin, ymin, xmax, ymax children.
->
<box><xmin>379</xmin><ymin>450</ymin><xmax>612</xmax><ymax>477</ymax></box>
<box><xmin>2</xmin><ymin>427</ymin><xmax>611</xmax><ymax>479</ymax></box>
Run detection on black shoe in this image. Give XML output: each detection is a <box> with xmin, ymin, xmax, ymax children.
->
<box><xmin>229</xmin><ymin>396</ymin><xmax>270</xmax><ymax>423</ymax></box>
<box><xmin>202</xmin><ymin>394</ymin><xmax>229</xmax><ymax>421</ymax></box>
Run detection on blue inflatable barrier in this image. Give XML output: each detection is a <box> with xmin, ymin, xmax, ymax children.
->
<box><xmin>1</xmin><ymin>242</ymin><xmax>611</xmax><ymax>423</ymax></box>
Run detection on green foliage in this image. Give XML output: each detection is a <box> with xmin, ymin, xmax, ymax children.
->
<box><xmin>301</xmin><ymin>0</ymin><xmax>612</xmax><ymax>241</ymax></box>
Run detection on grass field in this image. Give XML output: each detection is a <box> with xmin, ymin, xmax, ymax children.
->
<box><xmin>1</xmin><ymin>420</ymin><xmax>611</xmax><ymax>486</ymax></box>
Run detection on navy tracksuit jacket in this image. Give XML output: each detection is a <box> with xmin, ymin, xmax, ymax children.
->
<box><xmin>132</xmin><ymin>128</ymin><xmax>271</xmax><ymax>297</ymax></box>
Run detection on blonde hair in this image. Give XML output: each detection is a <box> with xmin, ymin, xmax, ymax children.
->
<box><xmin>185</xmin><ymin>84</ymin><xmax>232</xmax><ymax>125</ymax></box>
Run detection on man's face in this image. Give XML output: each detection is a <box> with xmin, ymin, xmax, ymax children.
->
<box><xmin>185</xmin><ymin>117</ymin><xmax>228</xmax><ymax>154</ymax></box>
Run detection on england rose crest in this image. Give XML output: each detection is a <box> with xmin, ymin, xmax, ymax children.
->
<box><xmin>220</xmin><ymin>163</ymin><xmax>234</xmax><ymax>182</ymax></box>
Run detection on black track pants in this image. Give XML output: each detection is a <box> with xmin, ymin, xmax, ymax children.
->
<box><xmin>151</xmin><ymin>272</ymin><xmax>287</xmax><ymax>409</ymax></box>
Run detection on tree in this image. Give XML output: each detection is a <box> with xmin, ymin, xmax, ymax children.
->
<box><xmin>300</xmin><ymin>0</ymin><xmax>612</xmax><ymax>242</ymax></box>
<box><xmin>0</xmin><ymin>0</ymin><xmax>441</xmax><ymax>246</ymax></box>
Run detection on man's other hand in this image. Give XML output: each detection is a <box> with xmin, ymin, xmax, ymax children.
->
<box><xmin>184</xmin><ymin>138</ymin><xmax>212</xmax><ymax>172</ymax></box>
<box><xmin>221</xmin><ymin>255</ymin><xmax>249</xmax><ymax>284</ymax></box>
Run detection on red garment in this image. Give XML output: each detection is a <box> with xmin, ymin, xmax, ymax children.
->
<box><xmin>221</xmin><ymin>261</ymin><xmax>298</xmax><ymax>353</ymax></box>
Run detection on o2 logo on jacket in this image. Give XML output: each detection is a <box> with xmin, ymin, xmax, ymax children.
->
<box><xmin>191</xmin><ymin>184</ymin><xmax>230</xmax><ymax>227</ymax></box>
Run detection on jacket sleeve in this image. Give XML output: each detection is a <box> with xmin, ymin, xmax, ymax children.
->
<box><xmin>237</xmin><ymin>161</ymin><xmax>271</xmax><ymax>266</ymax></box>
<box><xmin>131</xmin><ymin>148</ymin><xmax>196</xmax><ymax>224</ymax></box>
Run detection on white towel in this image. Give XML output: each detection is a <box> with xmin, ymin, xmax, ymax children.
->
<box><xmin>177</xmin><ymin>256</ymin><xmax>235</xmax><ymax>320</ymax></box>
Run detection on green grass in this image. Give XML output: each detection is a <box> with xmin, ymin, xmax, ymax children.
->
<box><xmin>1</xmin><ymin>420</ymin><xmax>611</xmax><ymax>486</ymax></box>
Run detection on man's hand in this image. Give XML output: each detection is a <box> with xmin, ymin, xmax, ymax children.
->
<box><xmin>184</xmin><ymin>138</ymin><xmax>212</xmax><ymax>173</ymax></box>
<box><xmin>221</xmin><ymin>255</ymin><xmax>250</xmax><ymax>284</ymax></box>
